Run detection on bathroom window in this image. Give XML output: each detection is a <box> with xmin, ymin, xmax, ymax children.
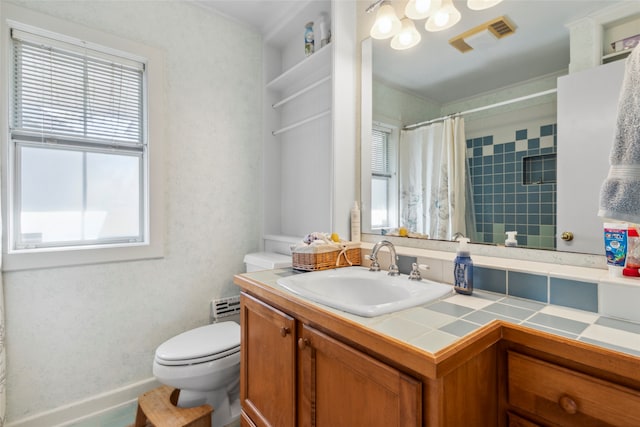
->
<box><xmin>3</xmin><ymin>16</ymin><xmax>165</xmax><ymax>270</ymax></box>
<box><xmin>371</xmin><ymin>124</ymin><xmax>398</xmax><ymax>229</ymax></box>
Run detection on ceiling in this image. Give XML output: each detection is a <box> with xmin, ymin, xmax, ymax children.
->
<box><xmin>372</xmin><ymin>0</ymin><xmax>628</xmax><ymax>104</ymax></box>
<box><xmin>193</xmin><ymin>0</ymin><xmax>307</xmax><ymax>37</ymax></box>
<box><xmin>196</xmin><ymin>0</ymin><xmax>631</xmax><ymax>103</ymax></box>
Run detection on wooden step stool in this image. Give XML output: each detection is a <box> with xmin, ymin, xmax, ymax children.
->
<box><xmin>134</xmin><ymin>385</ymin><xmax>213</xmax><ymax>427</ymax></box>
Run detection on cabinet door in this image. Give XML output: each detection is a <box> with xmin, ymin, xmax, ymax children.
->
<box><xmin>298</xmin><ymin>324</ymin><xmax>421</xmax><ymax>427</ymax></box>
<box><xmin>241</xmin><ymin>293</ymin><xmax>296</xmax><ymax>427</ymax></box>
<box><xmin>556</xmin><ymin>60</ymin><xmax>626</xmax><ymax>253</ymax></box>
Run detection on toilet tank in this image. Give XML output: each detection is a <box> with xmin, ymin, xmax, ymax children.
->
<box><xmin>244</xmin><ymin>252</ymin><xmax>291</xmax><ymax>272</ymax></box>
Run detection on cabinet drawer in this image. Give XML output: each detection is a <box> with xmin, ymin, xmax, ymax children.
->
<box><xmin>508</xmin><ymin>411</ymin><xmax>542</xmax><ymax>427</ymax></box>
<box><xmin>508</xmin><ymin>351</ymin><xmax>640</xmax><ymax>426</ymax></box>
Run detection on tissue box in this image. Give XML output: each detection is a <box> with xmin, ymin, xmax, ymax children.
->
<box><xmin>291</xmin><ymin>242</ymin><xmax>361</xmax><ymax>271</ymax></box>
<box><xmin>611</xmin><ymin>34</ymin><xmax>640</xmax><ymax>52</ymax></box>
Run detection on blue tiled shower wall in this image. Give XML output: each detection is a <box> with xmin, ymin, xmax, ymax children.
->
<box><xmin>467</xmin><ymin>123</ymin><xmax>557</xmax><ymax>250</ymax></box>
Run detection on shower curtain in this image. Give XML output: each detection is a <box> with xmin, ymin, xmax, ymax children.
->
<box><xmin>399</xmin><ymin>116</ymin><xmax>468</xmax><ymax>240</ymax></box>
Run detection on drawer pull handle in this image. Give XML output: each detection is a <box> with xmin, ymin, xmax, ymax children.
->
<box><xmin>280</xmin><ymin>327</ymin><xmax>290</xmax><ymax>337</ymax></box>
<box><xmin>298</xmin><ymin>337</ymin><xmax>309</xmax><ymax>350</ymax></box>
<box><xmin>558</xmin><ymin>395</ymin><xmax>578</xmax><ymax>415</ymax></box>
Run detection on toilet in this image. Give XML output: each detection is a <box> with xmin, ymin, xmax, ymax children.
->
<box><xmin>153</xmin><ymin>251</ymin><xmax>290</xmax><ymax>426</ymax></box>
<box><xmin>153</xmin><ymin>321</ymin><xmax>241</xmax><ymax>427</ymax></box>
<box><xmin>243</xmin><ymin>251</ymin><xmax>291</xmax><ymax>272</ymax></box>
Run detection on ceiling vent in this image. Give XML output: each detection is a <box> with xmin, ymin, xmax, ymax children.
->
<box><xmin>449</xmin><ymin>16</ymin><xmax>516</xmax><ymax>53</ymax></box>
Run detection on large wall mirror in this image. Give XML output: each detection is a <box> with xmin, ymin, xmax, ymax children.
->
<box><xmin>359</xmin><ymin>0</ymin><xmax>640</xmax><ymax>258</ymax></box>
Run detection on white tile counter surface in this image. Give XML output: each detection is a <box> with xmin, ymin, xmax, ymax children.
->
<box><xmin>241</xmin><ymin>268</ymin><xmax>640</xmax><ymax>358</ymax></box>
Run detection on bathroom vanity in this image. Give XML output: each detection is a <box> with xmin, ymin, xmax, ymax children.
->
<box><xmin>234</xmin><ymin>270</ymin><xmax>640</xmax><ymax>426</ymax></box>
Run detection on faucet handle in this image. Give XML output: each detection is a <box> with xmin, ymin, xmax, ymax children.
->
<box><xmin>408</xmin><ymin>263</ymin><xmax>430</xmax><ymax>280</ymax></box>
<box><xmin>367</xmin><ymin>254</ymin><xmax>381</xmax><ymax>272</ymax></box>
<box><xmin>387</xmin><ymin>264</ymin><xmax>400</xmax><ymax>276</ymax></box>
<box><xmin>408</xmin><ymin>263</ymin><xmax>422</xmax><ymax>280</ymax></box>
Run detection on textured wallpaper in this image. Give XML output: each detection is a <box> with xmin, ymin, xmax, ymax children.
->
<box><xmin>2</xmin><ymin>1</ymin><xmax>262</xmax><ymax>422</ymax></box>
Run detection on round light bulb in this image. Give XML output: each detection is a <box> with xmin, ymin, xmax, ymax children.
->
<box><xmin>399</xmin><ymin>32</ymin><xmax>413</xmax><ymax>46</ymax></box>
<box><xmin>370</xmin><ymin>3</ymin><xmax>402</xmax><ymax>39</ymax></box>
<box><xmin>415</xmin><ymin>0</ymin><xmax>431</xmax><ymax>14</ymax></box>
<box><xmin>425</xmin><ymin>0</ymin><xmax>461</xmax><ymax>32</ymax></box>
<box><xmin>377</xmin><ymin>17</ymin><xmax>393</xmax><ymax>35</ymax></box>
<box><xmin>434</xmin><ymin>10</ymin><xmax>450</xmax><ymax>27</ymax></box>
<box><xmin>391</xmin><ymin>18</ymin><xmax>421</xmax><ymax>50</ymax></box>
<box><xmin>467</xmin><ymin>0</ymin><xmax>503</xmax><ymax>10</ymax></box>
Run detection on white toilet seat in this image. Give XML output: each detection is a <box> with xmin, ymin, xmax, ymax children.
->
<box><xmin>155</xmin><ymin>345</ymin><xmax>240</xmax><ymax>366</ymax></box>
<box><xmin>155</xmin><ymin>322</ymin><xmax>240</xmax><ymax>366</ymax></box>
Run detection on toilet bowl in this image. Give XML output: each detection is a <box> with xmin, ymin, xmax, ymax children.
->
<box><xmin>153</xmin><ymin>321</ymin><xmax>241</xmax><ymax>427</ymax></box>
<box><xmin>153</xmin><ymin>251</ymin><xmax>287</xmax><ymax>426</ymax></box>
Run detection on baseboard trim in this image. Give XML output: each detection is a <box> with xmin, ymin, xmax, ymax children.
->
<box><xmin>7</xmin><ymin>377</ymin><xmax>160</xmax><ymax>427</ymax></box>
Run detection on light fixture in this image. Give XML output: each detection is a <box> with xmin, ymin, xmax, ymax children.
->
<box><xmin>404</xmin><ymin>0</ymin><xmax>442</xmax><ymax>20</ymax></box>
<box><xmin>425</xmin><ymin>0</ymin><xmax>462</xmax><ymax>32</ymax></box>
<box><xmin>370</xmin><ymin>2</ymin><xmax>402</xmax><ymax>40</ymax></box>
<box><xmin>367</xmin><ymin>0</ymin><xmax>504</xmax><ymax>51</ymax></box>
<box><xmin>467</xmin><ymin>0</ymin><xmax>504</xmax><ymax>11</ymax></box>
<box><xmin>391</xmin><ymin>18</ymin><xmax>422</xmax><ymax>50</ymax></box>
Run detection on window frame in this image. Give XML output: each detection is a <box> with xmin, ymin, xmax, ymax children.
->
<box><xmin>370</xmin><ymin>122</ymin><xmax>399</xmax><ymax>231</ymax></box>
<box><xmin>1</xmin><ymin>4</ymin><xmax>165</xmax><ymax>271</ymax></box>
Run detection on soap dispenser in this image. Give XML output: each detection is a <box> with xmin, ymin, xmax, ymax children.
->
<box><xmin>505</xmin><ymin>231</ymin><xmax>518</xmax><ymax>247</ymax></box>
<box><xmin>454</xmin><ymin>238</ymin><xmax>473</xmax><ymax>295</ymax></box>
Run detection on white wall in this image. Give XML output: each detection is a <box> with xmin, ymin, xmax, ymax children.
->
<box><xmin>373</xmin><ymin>79</ymin><xmax>440</xmax><ymax>127</ymax></box>
<box><xmin>2</xmin><ymin>0</ymin><xmax>263</xmax><ymax>423</ymax></box>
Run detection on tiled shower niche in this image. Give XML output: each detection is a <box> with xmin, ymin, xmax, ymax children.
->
<box><xmin>467</xmin><ymin>123</ymin><xmax>557</xmax><ymax>250</ymax></box>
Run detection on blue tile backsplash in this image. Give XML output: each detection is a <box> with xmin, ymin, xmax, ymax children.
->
<box><xmin>471</xmin><ymin>268</ymin><xmax>598</xmax><ymax>313</ymax></box>
<box><xmin>508</xmin><ymin>271</ymin><xmax>547</xmax><ymax>302</ymax></box>
<box><xmin>467</xmin><ymin>123</ymin><xmax>557</xmax><ymax>250</ymax></box>
<box><xmin>550</xmin><ymin>277</ymin><xmax>598</xmax><ymax>313</ymax></box>
<box><xmin>474</xmin><ymin>267</ymin><xmax>507</xmax><ymax>294</ymax></box>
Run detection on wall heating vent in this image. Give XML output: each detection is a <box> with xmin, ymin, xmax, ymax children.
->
<box><xmin>210</xmin><ymin>295</ymin><xmax>241</xmax><ymax>323</ymax></box>
<box><xmin>449</xmin><ymin>16</ymin><xmax>516</xmax><ymax>53</ymax></box>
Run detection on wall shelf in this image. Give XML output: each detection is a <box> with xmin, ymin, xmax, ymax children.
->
<box><xmin>266</xmin><ymin>44</ymin><xmax>332</xmax><ymax>93</ymax></box>
<box><xmin>602</xmin><ymin>49</ymin><xmax>632</xmax><ymax>64</ymax></box>
<box><xmin>272</xmin><ymin>109</ymin><xmax>331</xmax><ymax>135</ymax></box>
<box><xmin>273</xmin><ymin>75</ymin><xmax>332</xmax><ymax>108</ymax></box>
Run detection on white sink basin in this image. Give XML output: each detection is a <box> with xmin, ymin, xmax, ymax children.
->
<box><xmin>276</xmin><ymin>266</ymin><xmax>453</xmax><ymax>317</ymax></box>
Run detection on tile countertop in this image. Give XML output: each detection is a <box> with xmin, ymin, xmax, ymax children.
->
<box><xmin>240</xmin><ymin>268</ymin><xmax>640</xmax><ymax>359</ymax></box>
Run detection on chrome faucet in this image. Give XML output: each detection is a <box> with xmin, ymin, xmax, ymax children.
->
<box><xmin>368</xmin><ymin>240</ymin><xmax>399</xmax><ymax>276</ymax></box>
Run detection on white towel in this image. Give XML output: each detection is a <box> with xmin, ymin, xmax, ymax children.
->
<box><xmin>598</xmin><ymin>45</ymin><xmax>640</xmax><ymax>223</ymax></box>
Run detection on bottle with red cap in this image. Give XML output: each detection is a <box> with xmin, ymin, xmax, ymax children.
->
<box><xmin>624</xmin><ymin>226</ymin><xmax>640</xmax><ymax>277</ymax></box>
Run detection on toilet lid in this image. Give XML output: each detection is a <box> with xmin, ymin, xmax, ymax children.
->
<box><xmin>155</xmin><ymin>322</ymin><xmax>240</xmax><ymax>364</ymax></box>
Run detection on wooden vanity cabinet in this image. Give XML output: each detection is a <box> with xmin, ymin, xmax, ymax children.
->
<box><xmin>507</xmin><ymin>412</ymin><xmax>543</xmax><ymax>427</ymax></box>
<box><xmin>240</xmin><ymin>292</ymin><xmax>422</xmax><ymax>427</ymax></box>
<box><xmin>501</xmin><ymin>327</ymin><xmax>640</xmax><ymax>427</ymax></box>
<box><xmin>240</xmin><ymin>293</ymin><xmax>296</xmax><ymax>427</ymax></box>
<box><xmin>506</xmin><ymin>350</ymin><xmax>640</xmax><ymax>426</ymax></box>
<box><xmin>298</xmin><ymin>324</ymin><xmax>422</xmax><ymax>427</ymax></box>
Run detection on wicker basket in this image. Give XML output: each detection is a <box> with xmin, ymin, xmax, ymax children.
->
<box><xmin>291</xmin><ymin>243</ymin><xmax>361</xmax><ymax>271</ymax></box>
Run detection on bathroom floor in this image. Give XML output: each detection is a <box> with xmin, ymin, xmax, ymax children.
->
<box><xmin>62</xmin><ymin>399</ymin><xmax>240</xmax><ymax>427</ymax></box>
<box><xmin>65</xmin><ymin>401</ymin><xmax>138</xmax><ymax>427</ymax></box>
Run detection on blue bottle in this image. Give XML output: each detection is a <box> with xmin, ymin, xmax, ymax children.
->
<box><xmin>454</xmin><ymin>238</ymin><xmax>473</xmax><ymax>295</ymax></box>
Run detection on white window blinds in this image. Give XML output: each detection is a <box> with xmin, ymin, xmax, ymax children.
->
<box><xmin>11</xmin><ymin>29</ymin><xmax>144</xmax><ymax>147</ymax></box>
<box><xmin>8</xmin><ymin>27</ymin><xmax>148</xmax><ymax>252</ymax></box>
<box><xmin>371</xmin><ymin>127</ymin><xmax>391</xmax><ymax>177</ymax></box>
